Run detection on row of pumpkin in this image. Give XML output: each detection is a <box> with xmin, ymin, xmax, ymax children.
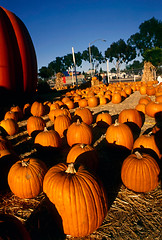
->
<box><xmin>0</xmin><ymin>80</ymin><xmax>161</xmax><ymax>237</ymax></box>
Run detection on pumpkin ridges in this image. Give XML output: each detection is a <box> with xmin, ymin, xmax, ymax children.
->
<box><xmin>54</xmin><ymin>115</ymin><xmax>71</xmax><ymax>137</ymax></box>
<box><xmin>43</xmin><ymin>163</ymin><xmax>108</xmax><ymax>237</ymax></box>
<box><xmin>0</xmin><ymin>7</ymin><xmax>37</xmax><ymax>94</ymax></box>
<box><xmin>8</xmin><ymin>158</ymin><xmax>47</xmax><ymax>198</ymax></box>
<box><xmin>66</xmin><ymin>120</ymin><xmax>93</xmax><ymax>147</ymax></box>
<box><xmin>105</xmin><ymin>120</ymin><xmax>134</xmax><ymax>150</ymax></box>
<box><xmin>34</xmin><ymin>129</ymin><xmax>62</xmax><ymax>148</ymax></box>
<box><xmin>121</xmin><ymin>152</ymin><xmax>160</xmax><ymax>192</ymax></box>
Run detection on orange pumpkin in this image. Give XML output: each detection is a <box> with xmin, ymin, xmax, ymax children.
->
<box><xmin>50</xmin><ymin>102</ymin><xmax>60</xmax><ymax>111</ymax></box>
<box><xmin>111</xmin><ymin>92</ymin><xmax>122</xmax><ymax>104</ymax></box>
<box><xmin>132</xmin><ymin>132</ymin><xmax>161</xmax><ymax>159</ymax></box>
<box><xmin>4</xmin><ymin>111</ymin><xmax>19</xmax><ymax>122</ymax></box>
<box><xmin>27</xmin><ymin>116</ymin><xmax>46</xmax><ymax>137</ymax></box>
<box><xmin>139</xmin><ymin>97</ymin><xmax>151</xmax><ymax>105</ymax></box>
<box><xmin>121</xmin><ymin>151</ymin><xmax>160</xmax><ymax>192</ymax></box>
<box><xmin>65</xmin><ymin>100</ymin><xmax>75</xmax><ymax>109</ymax></box>
<box><xmin>8</xmin><ymin>158</ymin><xmax>47</xmax><ymax>199</ymax></box>
<box><xmin>0</xmin><ymin>119</ymin><xmax>19</xmax><ymax>136</ymax></box>
<box><xmin>31</xmin><ymin>101</ymin><xmax>45</xmax><ymax>117</ymax></box>
<box><xmin>74</xmin><ymin>108</ymin><xmax>93</xmax><ymax>125</ymax></box>
<box><xmin>105</xmin><ymin>120</ymin><xmax>134</xmax><ymax>150</ymax></box>
<box><xmin>145</xmin><ymin>101</ymin><xmax>162</xmax><ymax>118</ymax></box>
<box><xmin>139</xmin><ymin>85</ymin><xmax>147</xmax><ymax>95</ymax></box>
<box><xmin>78</xmin><ymin>98</ymin><xmax>88</xmax><ymax>108</ymax></box>
<box><xmin>135</xmin><ymin>103</ymin><xmax>146</xmax><ymax>114</ymax></box>
<box><xmin>10</xmin><ymin>105</ymin><xmax>23</xmax><ymax>120</ymax></box>
<box><xmin>66</xmin><ymin>119</ymin><xmax>93</xmax><ymax>146</ymax></box>
<box><xmin>146</xmin><ymin>86</ymin><xmax>156</xmax><ymax>96</ymax></box>
<box><xmin>87</xmin><ymin>96</ymin><xmax>99</xmax><ymax>107</ymax></box>
<box><xmin>43</xmin><ymin>163</ymin><xmax>108</xmax><ymax>237</ymax></box>
<box><xmin>34</xmin><ymin>128</ymin><xmax>62</xmax><ymax>149</ymax></box>
<box><xmin>96</xmin><ymin>112</ymin><xmax>112</xmax><ymax>127</ymax></box>
<box><xmin>54</xmin><ymin>115</ymin><xmax>71</xmax><ymax>137</ymax></box>
<box><xmin>155</xmin><ymin>95</ymin><xmax>162</xmax><ymax>103</ymax></box>
<box><xmin>99</xmin><ymin>96</ymin><xmax>107</xmax><ymax>105</ymax></box>
<box><xmin>118</xmin><ymin>108</ymin><xmax>143</xmax><ymax>128</ymax></box>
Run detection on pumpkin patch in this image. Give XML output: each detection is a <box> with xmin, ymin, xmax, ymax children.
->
<box><xmin>0</xmin><ymin>79</ymin><xmax>161</xmax><ymax>239</ymax></box>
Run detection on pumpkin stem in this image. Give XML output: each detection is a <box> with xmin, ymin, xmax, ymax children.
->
<box><xmin>21</xmin><ymin>159</ymin><xmax>30</xmax><ymax>167</ymax></box>
<box><xmin>65</xmin><ymin>163</ymin><xmax>76</xmax><ymax>174</ymax></box>
<box><xmin>44</xmin><ymin>127</ymin><xmax>48</xmax><ymax>132</ymax></box>
<box><xmin>76</xmin><ymin>119</ymin><xmax>81</xmax><ymax>125</ymax></box>
<box><xmin>80</xmin><ymin>143</ymin><xmax>86</xmax><ymax>148</ymax></box>
<box><xmin>114</xmin><ymin>119</ymin><xmax>119</xmax><ymax>126</ymax></box>
<box><xmin>134</xmin><ymin>151</ymin><xmax>142</xmax><ymax>159</ymax></box>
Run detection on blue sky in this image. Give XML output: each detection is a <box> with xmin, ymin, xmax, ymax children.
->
<box><xmin>2</xmin><ymin>0</ymin><xmax>162</xmax><ymax>72</ymax></box>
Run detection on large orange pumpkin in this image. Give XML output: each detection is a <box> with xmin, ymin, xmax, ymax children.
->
<box><xmin>0</xmin><ymin>7</ymin><xmax>37</xmax><ymax>96</ymax></box>
<box><xmin>132</xmin><ymin>132</ymin><xmax>161</xmax><ymax>159</ymax></box>
<box><xmin>66</xmin><ymin>119</ymin><xmax>93</xmax><ymax>146</ymax></box>
<box><xmin>0</xmin><ymin>119</ymin><xmax>19</xmax><ymax>136</ymax></box>
<box><xmin>43</xmin><ymin>163</ymin><xmax>108</xmax><ymax>237</ymax></box>
<box><xmin>118</xmin><ymin>108</ymin><xmax>143</xmax><ymax>128</ymax></box>
<box><xmin>27</xmin><ymin>116</ymin><xmax>46</xmax><ymax>137</ymax></box>
<box><xmin>96</xmin><ymin>112</ymin><xmax>112</xmax><ymax>127</ymax></box>
<box><xmin>105</xmin><ymin>120</ymin><xmax>134</xmax><ymax>150</ymax></box>
<box><xmin>8</xmin><ymin>158</ymin><xmax>47</xmax><ymax>199</ymax></box>
<box><xmin>145</xmin><ymin>101</ymin><xmax>162</xmax><ymax>118</ymax></box>
<box><xmin>74</xmin><ymin>108</ymin><xmax>93</xmax><ymax>125</ymax></box>
<box><xmin>31</xmin><ymin>101</ymin><xmax>45</xmax><ymax>117</ymax></box>
<box><xmin>121</xmin><ymin>151</ymin><xmax>160</xmax><ymax>192</ymax></box>
<box><xmin>34</xmin><ymin>128</ymin><xmax>62</xmax><ymax>149</ymax></box>
<box><xmin>54</xmin><ymin>114</ymin><xmax>71</xmax><ymax>137</ymax></box>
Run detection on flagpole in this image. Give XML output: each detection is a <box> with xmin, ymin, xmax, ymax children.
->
<box><xmin>72</xmin><ymin>47</ymin><xmax>78</xmax><ymax>88</ymax></box>
<box><xmin>107</xmin><ymin>59</ymin><xmax>110</xmax><ymax>83</ymax></box>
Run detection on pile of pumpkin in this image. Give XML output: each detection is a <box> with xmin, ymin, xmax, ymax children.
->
<box><xmin>0</xmin><ymin>79</ymin><xmax>161</xmax><ymax>238</ymax></box>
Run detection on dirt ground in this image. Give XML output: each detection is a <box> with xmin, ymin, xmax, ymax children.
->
<box><xmin>0</xmin><ymin>90</ymin><xmax>161</xmax><ymax>240</ymax></box>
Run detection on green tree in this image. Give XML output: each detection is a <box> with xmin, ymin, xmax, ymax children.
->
<box><xmin>48</xmin><ymin>57</ymin><xmax>65</xmax><ymax>74</ymax></box>
<box><xmin>127</xmin><ymin>17</ymin><xmax>162</xmax><ymax>57</ymax></box>
<box><xmin>125</xmin><ymin>60</ymin><xmax>144</xmax><ymax>74</ymax></box>
<box><xmin>38</xmin><ymin>66</ymin><xmax>51</xmax><ymax>79</ymax></box>
<box><xmin>63</xmin><ymin>54</ymin><xmax>73</xmax><ymax>69</ymax></box>
<box><xmin>82</xmin><ymin>45</ymin><xmax>104</xmax><ymax>71</ymax></box>
<box><xmin>143</xmin><ymin>47</ymin><xmax>162</xmax><ymax>67</ymax></box>
<box><xmin>105</xmin><ymin>39</ymin><xmax>136</xmax><ymax>77</ymax></box>
<box><xmin>74</xmin><ymin>51</ymin><xmax>83</xmax><ymax>67</ymax></box>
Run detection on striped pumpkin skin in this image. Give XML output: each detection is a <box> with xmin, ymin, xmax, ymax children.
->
<box><xmin>54</xmin><ymin>115</ymin><xmax>71</xmax><ymax>137</ymax></box>
<box><xmin>43</xmin><ymin>163</ymin><xmax>108</xmax><ymax>237</ymax></box>
<box><xmin>105</xmin><ymin>120</ymin><xmax>134</xmax><ymax>150</ymax></box>
<box><xmin>8</xmin><ymin>158</ymin><xmax>47</xmax><ymax>199</ymax></box>
<box><xmin>121</xmin><ymin>152</ymin><xmax>160</xmax><ymax>193</ymax></box>
<box><xmin>0</xmin><ymin>7</ymin><xmax>37</xmax><ymax>95</ymax></box>
<box><xmin>66</xmin><ymin>120</ymin><xmax>93</xmax><ymax>147</ymax></box>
